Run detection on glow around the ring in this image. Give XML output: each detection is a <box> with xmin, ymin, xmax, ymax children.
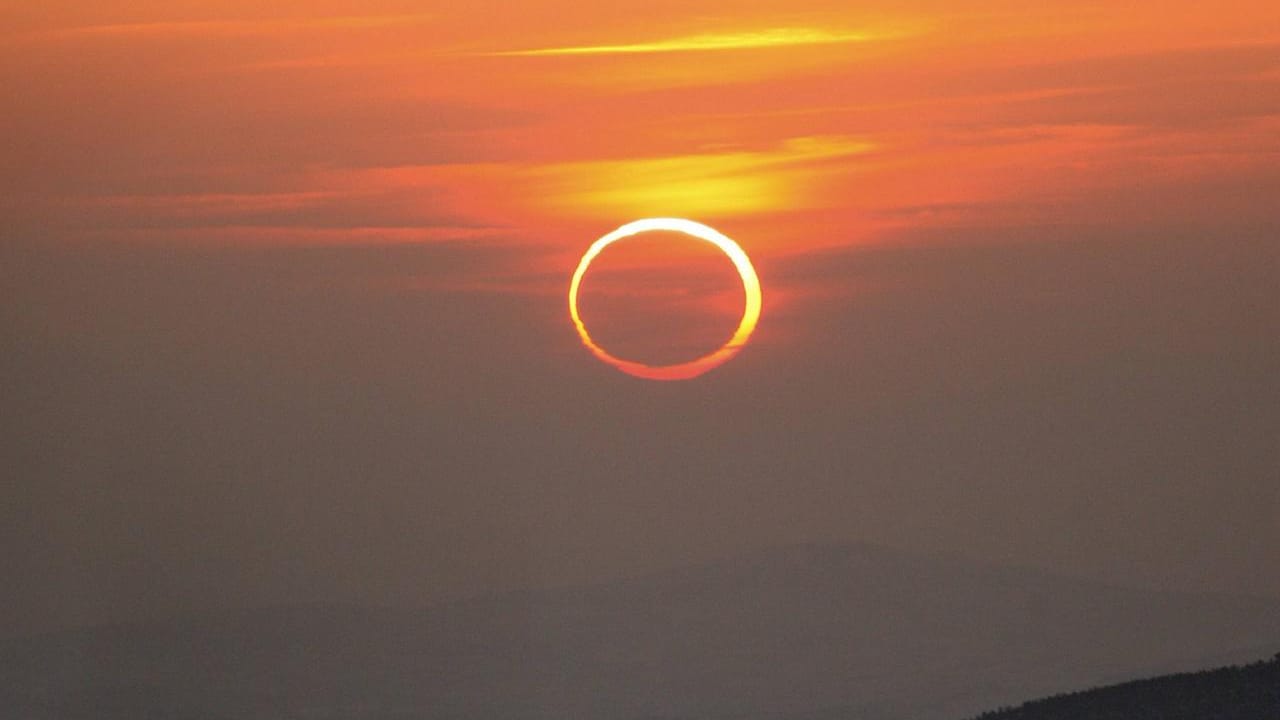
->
<box><xmin>568</xmin><ymin>218</ymin><xmax>762</xmax><ymax>381</ymax></box>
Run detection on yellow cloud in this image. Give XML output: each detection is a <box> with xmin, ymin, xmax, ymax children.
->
<box><xmin>490</xmin><ymin>26</ymin><xmax>883</xmax><ymax>57</ymax></box>
<box><xmin>527</xmin><ymin>136</ymin><xmax>876</xmax><ymax>218</ymax></box>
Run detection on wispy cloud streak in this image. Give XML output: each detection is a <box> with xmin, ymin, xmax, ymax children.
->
<box><xmin>488</xmin><ymin>26</ymin><xmax>885</xmax><ymax>57</ymax></box>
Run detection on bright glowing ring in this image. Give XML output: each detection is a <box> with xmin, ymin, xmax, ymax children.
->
<box><xmin>568</xmin><ymin>218</ymin><xmax>762</xmax><ymax>381</ymax></box>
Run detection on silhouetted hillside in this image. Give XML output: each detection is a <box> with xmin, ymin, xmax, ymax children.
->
<box><xmin>968</xmin><ymin>654</ymin><xmax>1280</xmax><ymax>720</ymax></box>
<box><xmin>3</xmin><ymin>543</ymin><xmax>1280</xmax><ymax>720</ymax></box>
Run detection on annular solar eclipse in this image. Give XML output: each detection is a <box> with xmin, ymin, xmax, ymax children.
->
<box><xmin>568</xmin><ymin>218</ymin><xmax>762</xmax><ymax>381</ymax></box>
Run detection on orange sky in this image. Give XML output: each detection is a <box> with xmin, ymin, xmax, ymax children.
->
<box><xmin>4</xmin><ymin>0</ymin><xmax>1280</xmax><ymax>632</ymax></box>
<box><xmin>4</xmin><ymin>0</ymin><xmax>1279</xmax><ymax>351</ymax></box>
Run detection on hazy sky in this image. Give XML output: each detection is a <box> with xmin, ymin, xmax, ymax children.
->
<box><xmin>2</xmin><ymin>0</ymin><xmax>1278</xmax><ymax>634</ymax></box>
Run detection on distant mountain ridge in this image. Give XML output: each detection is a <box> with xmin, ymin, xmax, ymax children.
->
<box><xmin>966</xmin><ymin>653</ymin><xmax>1280</xmax><ymax>720</ymax></box>
<box><xmin>3</xmin><ymin>542</ymin><xmax>1280</xmax><ymax>720</ymax></box>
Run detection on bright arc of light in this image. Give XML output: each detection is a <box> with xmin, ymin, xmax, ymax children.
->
<box><xmin>568</xmin><ymin>218</ymin><xmax>762</xmax><ymax>381</ymax></box>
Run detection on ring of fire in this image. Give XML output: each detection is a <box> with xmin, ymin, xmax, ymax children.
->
<box><xmin>568</xmin><ymin>218</ymin><xmax>762</xmax><ymax>381</ymax></box>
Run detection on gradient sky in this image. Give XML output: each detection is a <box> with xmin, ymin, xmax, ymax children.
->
<box><xmin>2</xmin><ymin>1</ymin><xmax>1279</xmax><ymax>634</ymax></box>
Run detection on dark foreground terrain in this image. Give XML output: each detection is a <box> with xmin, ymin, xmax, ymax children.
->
<box><xmin>3</xmin><ymin>543</ymin><xmax>1279</xmax><ymax>720</ymax></box>
<box><xmin>969</xmin><ymin>653</ymin><xmax>1280</xmax><ymax>720</ymax></box>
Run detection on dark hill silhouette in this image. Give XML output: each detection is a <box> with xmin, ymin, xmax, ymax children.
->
<box><xmin>2</xmin><ymin>543</ymin><xmax>1279</xmax><ymax>720</ymax></box>
<box><xmin>966</xmin><ymin>653</ymin><xmax>1280</xmax><ymax>720</ymax></box>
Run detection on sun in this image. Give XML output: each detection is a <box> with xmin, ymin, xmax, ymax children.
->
<box><xmin>568</xmin><ymin>218</ymin><xmax>762</xmax><ymax>381</ymax></box>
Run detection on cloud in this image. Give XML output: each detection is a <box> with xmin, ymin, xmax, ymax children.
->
<box><xmin>523</xmin><ymin>135</ymin><xmax>876</xmax><ymax>218</ymax></box>
<box><xmin>487</xmin><ymin>26</ymin><xmax>892</xmax><ymax>57</ymax></box>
